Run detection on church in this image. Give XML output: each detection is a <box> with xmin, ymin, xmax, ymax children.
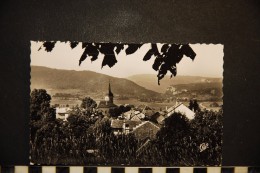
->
<box><xmin>97</xmin><ymin>82</ymin><xmax>118</xmax><ymax>114</ymax></box>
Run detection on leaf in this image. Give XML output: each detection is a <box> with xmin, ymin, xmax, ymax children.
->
<box><xmin>152</xmin><ymin>57</ymin><xmax>163</xmax><ymax>71</ymax></box>
<box><xmin>151</xmin><ymin>44</ymin><xmax>160</xmax><ymax>56</ymax></box>
<box><xmin>43</xmin><ymin>41</ymin><xmax>56</xmax><ymax>52</ymax></box>
<box><xmin>102</xmin><ymin>54</ymin><xmax>117</xmax><ymax>68</ymax></box>
<box><xmin>166</xmin><ymin>44</ymin><xmax>184</xmax><ymax>64</ymax></box>
<box><xmin>85</xmin><ymin>44</ymin><xmax>99</xmax><ymax>56</ymax></box>
<box><xmin>91</xmin><ymin>55</ymin><xmax>98</xmax><ymax>62</ymax></box>
<box><xmin>125</xmin><ymin>44</ymin><xmax>142</xmax><ymax>55</ymax></box>
<box><xmin>181</xmin><ymin>44</ymin><xmax>196</xmax><ymax>60</ymax></box>
<box><xmin>70</xmin><ymin>41</ymin><xmax>79</xmax><ymax>49</ymax></box>
<box><xmin>143</xmin><ymin>49</ymin><xmax>154</xmax><ymax>61</ymax></box>
<box><xmin>99</xmin><ymin>43</ymin><xmax>115</xmax><ymax>55</ymax></box>
<box><xmin>157</xmin><ymin>63</ymin><xmax>169</xmax><ymax>85</ymax></box>
<box><xmin>161</xmin><ymin>44</ymin><xmax>169</xmax><ymax>54</ymax></box>
<box><xmin>143</xmin><ymin>44</ymin><xmax>159</xmax><ymax>61</ymax></box>
<box><xmin>115</xmin><ymin>44</ymin><xmax>124</xmax><ymax>54</ymax></box>
<box><xmin>82</xmin><ymin>42</ymin><xmax>89</xmax><ymax>48</ymax></box>
<box><xmin>80</xmin><ymin>44</ymin><xmax>100</xmax><ymax>64</ymax></box>
<box><xmin>169</xmin><ymin>66</ymin><xmax>177</xmax><ymax>78</ymax></box>
<box><xmin>79</xmin><ymin>49</ymin><xmax>88</xmax><ymax>66</ymax></box>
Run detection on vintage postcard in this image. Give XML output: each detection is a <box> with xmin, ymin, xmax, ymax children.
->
<box><xmin>30</xmin><ymin>42</ymin><xmax>223</xmax><ymax>166</ymax></box>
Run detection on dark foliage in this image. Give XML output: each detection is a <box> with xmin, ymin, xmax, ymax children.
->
<box><xmin>30</xmin><ymin>90</ymin><xmax>222</xmax><ymax>166</ymax></box>
<box><xmin>153</xmin><ymin>44</ymin><xmax>196</xmax><ymax>85</ymax></box>
<box><xmin>190</xmin><ymin>109</ymin><xmax>223</xmax><ymax>165</ymax></box>
<box><xmin>108</xmin><ymin>105</ymin><xmax>131</xmax><ymax>118</ymax></box>
<box><xmin>155</xmin><ymin>113</ymin><xmax>194</xmax><ymax>164</ymax></box>
<box><xmin>125</xmin><ymin>44</ymin><xmax>142</xmax><ymax>55</ymax></box>
<box><xmin>38</xmin><ymin>41</ymin><xmax>56</xmax><ymax>52</ymax></box>
<box><xmin>70</xmin><ymin>41</ymin><xmax>78</xmax><ymax>49</ymax></box>
<box><xmin>38</xmin><ymin>42</ymin><xmax>196</xmax><ymax>84</ymax></box>
<box><xmin>80</xmin><ymin>97</ymin><xmax>97</xmax><ymax>110</ymax></box>
<box><xmin>30</xmin><ymin>89</ymin><xmax>52</xmax><ymax>121</ymax></box>
<box><xmin>189</xmin><ymin>99</ymin><xmax>200</xmax><ymax>112</ymax></box>
<box><xmin>30</xmin><ymin>89</ymin><xmax>56</xmax><ymax>142</ymax></box>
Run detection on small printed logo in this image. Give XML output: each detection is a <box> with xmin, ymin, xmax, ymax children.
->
<box><xmin>199</xmin><ymin>143</ymin><xmax>209</xmax><ymax>152</ymax></box>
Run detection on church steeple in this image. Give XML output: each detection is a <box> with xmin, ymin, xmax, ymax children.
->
<box><xmin>105</xmin><ymin>80</ymin><xmax>114</xmax><ymax>103</ymax></box>
<box><xmin>108</xmin><ymin>81</ymin><xmax>113</xmax><ymax>97</ymax></box>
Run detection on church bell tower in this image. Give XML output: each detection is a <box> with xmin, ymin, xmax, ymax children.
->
<box><xmin>104</xmin><ymin>81</ymin><xmax>114</xmax><ymax>103</ymax></box>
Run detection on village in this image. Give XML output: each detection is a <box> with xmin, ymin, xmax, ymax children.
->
<box><xmin>55</xmin><ymin>82</ymin><xmax>198</xmax><ymax>142</ymax></box>
<box><xmin>29</xmin><ymin>42</ymin><xmax>223</xmax><ymax>165</ymax></box>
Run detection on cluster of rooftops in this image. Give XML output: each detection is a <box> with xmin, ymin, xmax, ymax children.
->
<box><xmin>55</xmin><ymin>82</ymin><xmax>196</xmax><ymax>141</ymax></box>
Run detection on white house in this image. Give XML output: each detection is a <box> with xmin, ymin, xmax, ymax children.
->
<box><xmin>166</xmin><ymin>103</ymin><xmax>195</xmax><ymax>120</ymax></box>
<box><xmin>55</xmin><ymin>107</ymin><xmax>71</xmax><ymax>121</ymax></box>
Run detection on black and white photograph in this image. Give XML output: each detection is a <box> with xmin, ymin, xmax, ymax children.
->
<box><xmin>29</xmin><ymin>42</ymin><xmax>223</xmax><ymax>166</ymax></box>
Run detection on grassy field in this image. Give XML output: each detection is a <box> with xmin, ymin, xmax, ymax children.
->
<box><xmin>114</xmin><ymin>99</ymin><xmax>178</xmax><ymax>111</ymax></box>
<box><xmin>51</xmin><ymin>97</ymin><xmax>222</xmax><ymax>112</ymax></box>
<box><xmin>51</xmin><ymin>97</ymin><xmax>177</xmax><ymax>110</ymax></box>
<box><xmin>51</xmin><ymin>98</ymin><xmax>82</xmax><ymax>107</ymax></box>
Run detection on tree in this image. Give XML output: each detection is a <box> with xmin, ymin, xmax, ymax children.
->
<box><xmin>155</xmin><ymin>112</ymin><xmax>194</xmax><ymax>165</ymax></box>
<box><xmin>30</xmin><ymin>89</ymin><xmax>52</xmax><ymax>121</ymax></box>
<box><xmin>80</xmin><ymin>97</ymin><xmax>97</xmax><ymax>111</ymax></box>
<box><xmin>108</xmin><ymin>105</ymin><xmax>131</xmax><ymax>118</ymax></box>
<box><xmin>189</xmin><ymin>99</ymin><xmax>194</xmax><ymax>110</ymax></box>
<box><xmin>189</xmin><ymin>99</ymin><xmax>200</xmax><ymax>112</ymax></box>
<box><xmin>38</xmin><ymin>42</ymin><xmax>196</xmax><ymax>84</ymax></box>
<box><xmin>190</xmin><ymin>109</ymin><xmax>223</xmax><ymax>165</ymax></box>
<box><xmin>193</xmin><ymin>99</ymin><xmax>200</xmax><ymax>112</ymax></box>
<box><xmin>42</xmin><ymin>106</ymin><xmax>56</xmax><ymax>122</ymax></box>
<box><xmin>30</xmin><ymin>89</ymin><xmax>56</xmax><ymax>142</ymax></box>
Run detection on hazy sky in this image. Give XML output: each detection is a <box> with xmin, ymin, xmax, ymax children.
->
<box><xmin>31</xmin><ymin>41</ymin><xmax>223</xmax><ymax>78</ymax></box>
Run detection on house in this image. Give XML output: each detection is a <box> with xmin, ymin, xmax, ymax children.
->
<box><xmin>132</xmin><ymin>121</ymin><xmax>160</xmax><ymax>141</ymax></box>
<box><xmin>97</xmin><ymin>82</ymin><xmax>118</xmax><ymax>114</ymax></box>
<box><xmin>130</xmin><ymin>114</ymin><xmax>142</xmax><ymax>121</ymax></box>
<box><xmin>55</xmin><ymin>107</ymin><xmax>71</xmax><ymax>121</ymax></box>
<box><xmin>111</xmin><ymin>120</ymin><xmax>143</xmax><ymax>135</ymax></box>
<box><xmin>150</xmin><ymin>112</ymin><xmax>165</xmax><ymax>124</ymax></box>
<box><xmin>136</xmin><ymin>112</ymin><xmax>145</xmax><ymax>120</ymax></box>
<box><xmin>111</xmin><ymin>119</ymin><xmax>161</xmax><ymax>141</ymax></box>
<box><xmin>166</xmin><ymin>103</ymin><xmax>195</xmax><ymax>120</ymax></box>
<box><xmin>136</xmin><ymin>104</ymin><xmax>152</xmax><ymax>112</ymax></box>
<box><xmin>123</xmin><ymin>110</ymin><xmax>136</xmax><ymax>120</ymax></box>
<box><xmin>123</xmin><ymin>110</ymin><xmax>145</xmax><ymax>121</ymax></box>
<box><xmin>142</xmin><ymin>109</ymin><xmax>156</xmax><ymax>117</ymax></box>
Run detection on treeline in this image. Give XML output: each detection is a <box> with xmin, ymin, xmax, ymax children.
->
<box><xmin>53</xmin><ymin>93</ymin><xmax>80</xmax><ymax>98</ymax></box>
<box><xmin>30</xmin><ymin>89</ymin><xmax>223</xmax><ymax>166</ymax></box>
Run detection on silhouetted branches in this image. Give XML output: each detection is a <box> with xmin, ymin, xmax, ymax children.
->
<box><xmin>70</xmin><ymin>41</ymin><xmax>78</xmax><ymax>49</ymax></box>
<box><xmin>38</xmin><ymin>42</ymin><xmax>196</xmax><ymax>84</ymax></box>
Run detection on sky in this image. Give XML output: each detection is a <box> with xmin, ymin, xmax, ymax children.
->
<box><xmin>31</xmin><ymin>41</ymin><xmax>223</xmax><ymax>78</ymax></box>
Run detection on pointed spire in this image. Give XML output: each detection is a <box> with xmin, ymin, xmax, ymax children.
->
<box><xmin>109</xmin><ymin>80</ymin><xmax>111</xmax><ymax>92</ymax></box>
<box><xmin>108</xmin><ymin>80</ymin><xmax>113</xmax><ymax>96</ymax></box>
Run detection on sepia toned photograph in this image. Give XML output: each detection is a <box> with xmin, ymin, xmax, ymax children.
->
<box><xmin>30</xmin><ymin>42</ymin><xmax>223</xmax><ymax>166</ymax></box>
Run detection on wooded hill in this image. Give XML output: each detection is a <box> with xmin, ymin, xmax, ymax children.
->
<box><xmin>31</xmin><ymin>66</ymin><xmax>161</xmax><ymax>99</ymax></box>
<box><xmin>127</xmin><ymin>74</ymin><xmax>222</xmax><ymax>93</ymax></box>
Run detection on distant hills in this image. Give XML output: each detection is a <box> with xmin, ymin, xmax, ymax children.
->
<box><xmin>31</xmin><ymin>66</ymin><xmax>223</xmax><ymax>102</ymax></box>
<box><xmin>127</xmin><ymin>74</ymin><xmax>222</xmax><ymax>93</ymax></box>
<box><xmin>31</xmin><ymin>66</ymin><xmax>160</xmax><ymax>99</ymax></box>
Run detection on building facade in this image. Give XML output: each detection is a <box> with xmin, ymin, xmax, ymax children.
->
<box><xmin>97</xmin><ymin>82</ymin><xmax>117</xmax><ymax>114</ymax></box>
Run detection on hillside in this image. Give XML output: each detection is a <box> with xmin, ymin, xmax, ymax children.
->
<box><xmin>127</xmin><ymin>74</ymin><xmax>222</xmax><ymax>93</ymax></box>
<box><xmin>164</xmin><ymin>82</ymin><xmax>223</xmax><ymax>102</ymax></box>
<box><xmin>31</xmin><ymin>66</ymin><xmax>161</xmax><ymax>99</ymax></box>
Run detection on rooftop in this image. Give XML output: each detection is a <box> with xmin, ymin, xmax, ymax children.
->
<box><xmin>97</xmin><ymin>101</ymin><xmax>117</xmax><ymax>109</ymax></box>
<box><xmin>111</xmin><ymin>120</ymin><xmax>143</xmax><ymax>129</ymax></box>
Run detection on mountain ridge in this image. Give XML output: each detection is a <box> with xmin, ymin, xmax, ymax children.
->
<box><xmin>127</xmin><ymin>74</ymin><xmax>222</xmax><ymax>93</ymax></box>
<box><xmin>31</xmin><ymin>66</ymin><xmax>161</xmax><ymax>99</ymax></box>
